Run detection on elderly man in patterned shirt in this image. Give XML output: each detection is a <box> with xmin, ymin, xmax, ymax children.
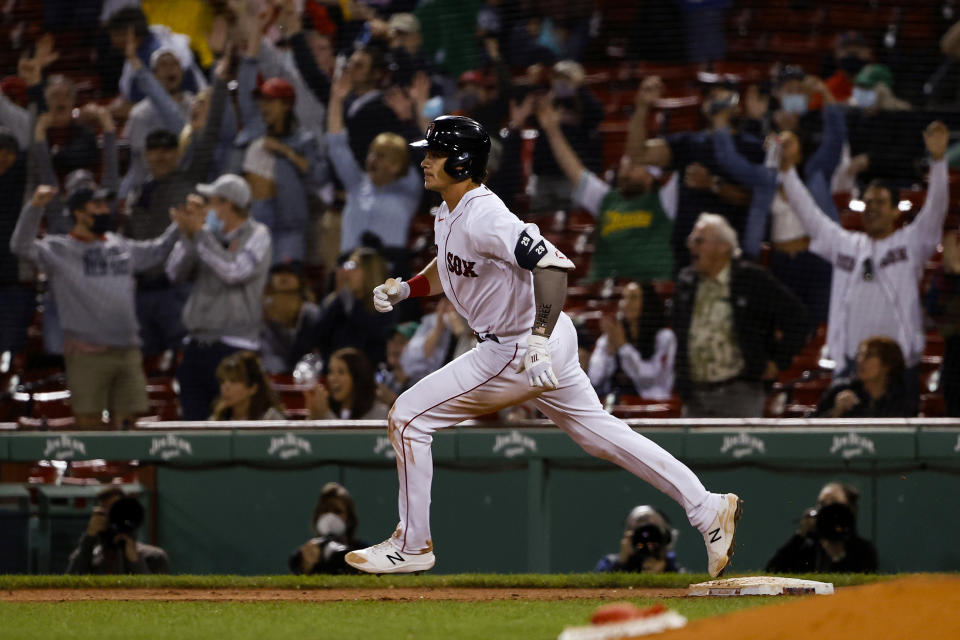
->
<box><xmin>672</xmin><ymin>213</ymin><xmax>808</xmax><ymax>417</ymax></box>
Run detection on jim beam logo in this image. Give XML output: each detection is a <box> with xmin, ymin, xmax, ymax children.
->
<box><xmin>829</xmin><ymin>432</ymin><xmax>877</xmax><ymax>459</ymax></box>
<box><xmin>42</xmin><ymin>435</ymin><xmax>87</xmax><ymax>459</ymax></box>
<box><xmin>373</xmin><ymin>436</ymin><xmax>396</xmax><ymax>460</ymax></box>
<box><xmin>148</xmin><ymin>434</ymin><xmax>193</xmax><ymax>460</ymax></box>
<box><xmin>267</xmin><ymin>433</ymin><xmax>312</xmax><ymax>459</ymax></box>
<box><xmin>492</xmin><ymin>430</ymin><xmax>537</xmax><ymax>458</ymax></box>
<box><xmin>719</xmin><ymin>432</ymin><xmax>766</xmax><ymax>459</ymax></box>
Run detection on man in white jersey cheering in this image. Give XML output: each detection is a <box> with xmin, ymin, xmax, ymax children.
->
<box><xmin>345</xmin><ymin>115</ymin><xmax>741</xmax><ymax>577</ymax></box>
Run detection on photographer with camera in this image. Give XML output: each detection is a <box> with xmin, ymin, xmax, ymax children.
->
<box><xmin>288</xmin><ymin>482</ymin><xmax>368</xmax><ymax>575</ymax></box>
<box><xmin>766</xmin><ymin>481</ymin><xmax>878</xmax><ymax>573</ymax></box>
<box><xmin>595</xmin><ymin>505</ymin><xmax>684</xmax><ymax>574</ymax></box>
<box><xmin>66</xmin><ymin>487</ymin><xmax>169</xmax><ymax>574</ymax></box>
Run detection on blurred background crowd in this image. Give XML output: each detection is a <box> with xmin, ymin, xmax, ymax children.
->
<box><xmin>3</xmin><ymin>0</ymin><xmax>960</xmax><ymax>427</ymax></box>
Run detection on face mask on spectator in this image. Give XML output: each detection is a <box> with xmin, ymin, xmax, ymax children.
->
<box><xmin>315</xmin><ymin>512</ymin><xmax>347</xmax><ymax>537</ymax></box>
<box><xmin>205</xmin><ymin>209</ymin><xmax>224</xmax><ymax>235</ymax></box>
<box><xmin>852</xmin><ymin>87</ymin><xmax>877</xmax><ymax>109</ymax></box>
<box><xmin>90</xmin><ymin>213</ymin><xmax>113</xmax><ymax>235</ymax></box>
<box><xmin>838</xmin><ymin>55</ymin><xmax>866</xmax><ymax>77</ymax></box>
<box><xmin>780</xmin><ymin>93</ymin><xmax>809</xmax><ymax>115</ymax></box>
<box><xmin>553</xmin><ymin>81</ymin><xmax>576</xmax><ymax>99</ymax></box>
<box><xmin>422</xmin><ymin>95</ymin><xmax>445</xmax><ymax>120</ymax></box>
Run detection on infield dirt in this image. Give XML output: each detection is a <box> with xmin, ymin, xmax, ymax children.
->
<box><xmin>658</xmin><ymin>575</ymin><xmax>960</xmax><ymax>640</ymax></box>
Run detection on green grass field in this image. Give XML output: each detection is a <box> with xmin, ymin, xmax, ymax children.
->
<box><xmin>0</xmin><ymin>572</ymin><xmax>889</xmax><ymax>590</ymax></box>
<box><xmin>0</xmin><ymin>598</ymin><xmax>783</xmax><ymax>640</ymax></box>
<box><xmin>0</xmin><ymin>573</ymin><xmax>887</xmax><ymax>640</ymax></box>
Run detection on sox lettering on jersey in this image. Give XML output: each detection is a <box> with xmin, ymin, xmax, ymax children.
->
<box><xmin>879</xmin><ymin>246</ymin><xmax>908</xmax><ymax>268</ymax></box>
<box><xmin>446</xmin><ymin>251</ymin><xmax>479</xmax><ymax>278</ymax></box>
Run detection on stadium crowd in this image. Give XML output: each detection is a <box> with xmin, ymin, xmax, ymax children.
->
<box><xmin>2</xmin><ymin>0</ymin><xmax>960</xmax><ymax>426</ymax></box>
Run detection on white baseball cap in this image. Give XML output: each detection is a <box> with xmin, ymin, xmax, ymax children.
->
<box><xmin>196</xmin><ymin>174</ymin><xmax>252</xmax><ymax>209</ymax></box>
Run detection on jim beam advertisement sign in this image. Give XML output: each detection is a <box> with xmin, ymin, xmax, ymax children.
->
<box><xmin>148</xmin><ymin>434</ymin><xmax>194</xmax><ymax>460</ymax></box>
<box><xmin>719</xmin><ymin>432</ymin><xmax>766</xmax><ymax>459</ymax></box>
<box><xmin>267</xmin><ymin>433</ymin><xmax>313</xmax><ymax>459</ymax></box>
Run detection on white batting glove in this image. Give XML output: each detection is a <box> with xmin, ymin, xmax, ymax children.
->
<box><xmin>372</xmin><ymin>278</ymin><xmax>410</xmax><ymax>313</ymax></box>
<box><xmin>517</xmin><ymin>334</ymin><xmax>559</xmax><ymax>389</ymax></box>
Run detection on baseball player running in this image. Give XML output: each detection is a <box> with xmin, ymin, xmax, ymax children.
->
<box><xmin>345</xmin><ymin>116</ymin><xmax>741</xmax><ymax>577</ymax></box>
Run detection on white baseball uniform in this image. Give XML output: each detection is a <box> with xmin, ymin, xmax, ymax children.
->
<box><xmin>388</xmin><ymin>184</ymin><xmax>723</xmax><ymax>554</ymax></box>
<box><xmin>780</xmin><ymin>159</ymin><xmax>948</xmax><ymax>368</ymax></box>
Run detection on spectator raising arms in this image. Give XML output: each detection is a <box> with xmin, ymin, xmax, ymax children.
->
<box><xmin>119</xmin><ymin>25</ymin><xmax>196</xmax><ymax>201</ymax></box>
<box><xmin>712</xmin><ymin>73</ymin><xmax>844</xmax><ymax>326</ymax></box>
<box><xmin>327</xmin><ymin>70</ymin><xmax>423</xmax><ymax>257</ymax></box>
<box><xmin>237</xmin><ymin>9</ymin><xmax>327</xmax><ymax>265</ymax></box>
<box><xmin>588</xmin><ymin>282</ymin><xmax>676</xmax><ymax>402</ymax></box>
<box><xmin>537</xmin><ymin>89</ymin><xmax>674</xmax><ymax>283</ymax></box>
<box><xmin>530</xmin><ymin>60</ymin><xmax>605</xmax><ymax>211</ymax></box>
<box><xmin>339</xmin><ymin>42</ymin><xmax>423</xmax><ymax>166</ymax></box>
<box><xmin>305</xmin><ymin>347</ymin><xmax>390</xmax><ymax>420</ymax></box>
<box><xmin>10</xmin><ymin>183</ymin><xmax>181</xmax><ymax>428</ymax></box>
<box><xmin>106</xmin><ymin>6</ymin><xmax>206</xmax><ymax>104</ymax></box>
<box><xmin>211</xmin><ymin>350</ymin><xmax>285</xmax><ymax>421</ymax></box>
<box><xmin>779</xmin><ymin>121</ymin><xmax>950</xmax><ymax>414</ymax></box>
<box><xmin>631</xmin><ymin>75</ymin><xmax>762</xmax><ymax>273</ymax></box>
<box><xmin>126</xmin><ymin>52</ymin><xmax>232</xmax><ymax>356</ymax></box>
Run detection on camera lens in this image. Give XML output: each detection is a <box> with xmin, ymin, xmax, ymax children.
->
<box><xmin>631</xmin><ymin>524</ymin><xmax>665</xmax><ymax>547</ymax></box>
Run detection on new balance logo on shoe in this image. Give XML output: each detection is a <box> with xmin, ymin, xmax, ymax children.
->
<box><xmin>709</xmin><ymin>528</ymin><xmax>722</xmax><ymax>543</ymax></box>
<box><xmin>346</xmin><ymin>536</ymin><xmax>436</xmax><ymax>574</ymax></box>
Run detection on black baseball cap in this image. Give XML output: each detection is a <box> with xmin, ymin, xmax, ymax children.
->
<box><xmin>145</xmin><ymin>129</ymin><xmax>179</xmax><ymax>150</ymax></box>
<box><xmin>67</xmin><ymin>186</ymin><xmax>113</xmax><ymax>212</ymax></box>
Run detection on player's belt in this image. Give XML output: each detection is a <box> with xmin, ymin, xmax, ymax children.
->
<box><xmin>472</xmin><ymin>331</ymin><xmax>500</xmax><ymax>344</ymax></box>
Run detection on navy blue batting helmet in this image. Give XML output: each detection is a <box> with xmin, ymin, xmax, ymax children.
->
<box><xmin>410</xmin><ymin>115</ymin><xmax>490</xmax><ymax>181</ymax></box>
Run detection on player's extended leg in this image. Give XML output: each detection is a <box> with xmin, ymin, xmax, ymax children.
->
<box><xmin>533</xmin><ymin>383</ymin><xmax>741</xmax><ymax>577</ymax></box>
<box><xmin>346</xmin><ymin>340</ymin><xmax>536</xmax><ymax>574</ymax></box>
<box><xmin>532</xmin><ymin>316</ymin><xmax>742</xmax><ymax>577</ymax></box>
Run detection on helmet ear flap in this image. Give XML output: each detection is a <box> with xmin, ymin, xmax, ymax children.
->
<box><xmin>444</xmin><ymin>151</ymin><xmax>473</xmax><ymax>180</ymax></box>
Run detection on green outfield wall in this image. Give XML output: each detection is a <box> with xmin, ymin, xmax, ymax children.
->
<box><xmin>2</xmin><ymin>421</ymin><xmax>959</xmax><ymax>575</ymax></box>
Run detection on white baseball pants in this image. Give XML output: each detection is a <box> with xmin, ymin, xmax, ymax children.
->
<box><xmin>387</xmin><ymin>313</ymin><xmax>722</xmax><ymax>553</ymax></box>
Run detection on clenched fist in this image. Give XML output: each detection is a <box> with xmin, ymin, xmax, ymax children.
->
<box><xmin>372</xmin><ymin>277</ymin><xmax>409</xmax><ymax>313</ymax></box>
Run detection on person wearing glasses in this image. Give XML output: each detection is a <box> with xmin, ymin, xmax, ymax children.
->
<box><xmin>673</xmin><ymin>213</ymin><xmax>807</xmax><ymax>417</ymax></box>
<box><xmin>779</xmin><ymin>121</ymin><xmax>949</xmax><ymax>415</ymax></box>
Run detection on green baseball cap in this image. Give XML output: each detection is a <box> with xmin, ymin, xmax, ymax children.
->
<box><xmin>854</xmin><ymin>64</ymin><xmax>893</xmax><ymax>89</ymax></box>
<box><xmin>393</xmin><ymin>321</ymin><xmax>419</xmax><ymax>339</ymax></box>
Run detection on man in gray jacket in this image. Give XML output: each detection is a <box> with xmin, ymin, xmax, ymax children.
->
<box><xmin>10</xmin><ymin>183</ymin><xmax>180</xmax><ymax>428</ymax></box>
<box><xmin>166</xmin><ymin>174</ymin><xmax>272</xmax><ymax>420</ymax></box>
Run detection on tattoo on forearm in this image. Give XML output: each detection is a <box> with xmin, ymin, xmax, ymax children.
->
<box><xmin>534</xmin><ymin>303</ymin><xmax>552</xmax><ymax>335</ymax></box>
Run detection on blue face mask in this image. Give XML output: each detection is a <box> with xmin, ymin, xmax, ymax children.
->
<box><xmin>204</xmin><ymin>209</ymin><xmax>224</xmax><ymax>235</ymax></box>
<box><xmin>422</xmin><ymin>96</ymin><xmax>445</xmax><ymax>121</ymax></box>
<box><xmin>852</xmin><ymin>87</ymin><xmax>878</xmax><ymax>109</ymax></box>
<box><xmin>780</xmin><ymin>93</ymin><xmax>809</xmax><ymax>115</ymax></box>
